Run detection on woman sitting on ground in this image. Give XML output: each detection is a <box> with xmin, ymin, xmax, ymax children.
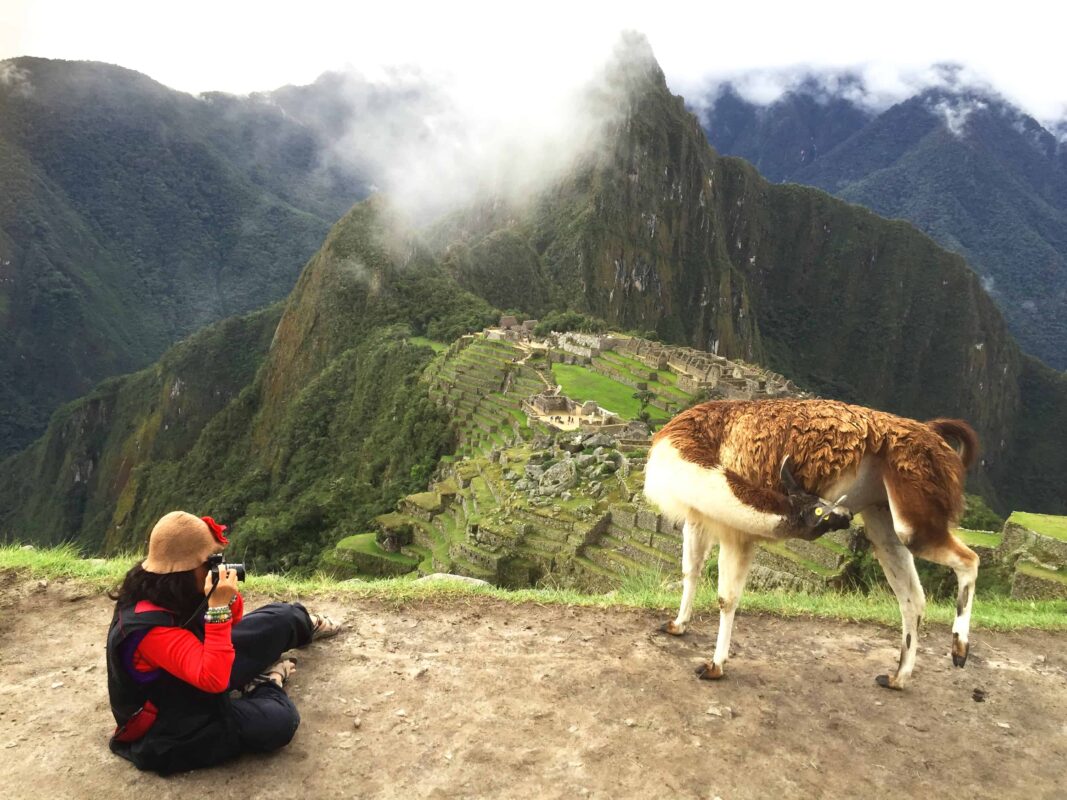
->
<box><xmin>106</xmin><ymin>511</ymin><xmax>342</xmax><ymax>775</ymax></box>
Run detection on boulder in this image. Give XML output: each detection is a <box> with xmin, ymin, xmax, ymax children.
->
<box><xmin>524</xmin><ymin>464</ymin><xmax>545</xmax><ymax>481</ymax></box>
<box><xmin>539</xmin><ymin>459</ymin><xmax>578</xmax><ymax>494</ymax></box>
<box><xmin>583</xmin><ymin>433</ymin><xmax>616</xmax><ymax>449</ymax></box>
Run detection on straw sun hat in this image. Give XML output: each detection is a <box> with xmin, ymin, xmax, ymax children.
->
<box><xmin>141</xmin><ymin>511</ymin><xmax>229</xmax><ymax>574</ymax></box>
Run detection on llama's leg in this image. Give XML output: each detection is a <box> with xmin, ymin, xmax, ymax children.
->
<box><xmin>864</xmin><ymin>506</ymin><xmax>926</xmax><ymax>690</ymax></box>
<box><xmin>913</xmin><ymin>534</ymin><xmax>980</xmax><ymax>667</ymax></box>
<box><xmin>696</xmin><ymin>531</ymin><xmax>755</xmax><ymax>680</ymax></box>
<box><xmin>664</xmin><ymin>517</ymin><xmax>714</xmax><ymax>635</ymax></box>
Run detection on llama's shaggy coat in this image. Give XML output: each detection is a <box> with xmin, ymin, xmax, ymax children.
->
<box><xmin>644</xmin><ymin>398</ymin><xmax>979</xmax><ymax>689</ymax></box>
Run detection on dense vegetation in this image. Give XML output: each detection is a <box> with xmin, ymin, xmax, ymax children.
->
<box><xmin>0</xmin><ymin>198</ymin><xmax>497</xmax><ymax>570</ymax></box>
<box><xmin>702</xmin><ymin>83</ymin><xmax>1067</xmax><ymax>370</ymax></box>
<box><xmin>0</xmin><ymin>57</ymin><xmax>366</xmax><ymax>456</ymax></box>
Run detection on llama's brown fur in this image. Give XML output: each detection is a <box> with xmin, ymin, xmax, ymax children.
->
<box><xmin>645</xmin><ymin>398</ymin><xmax>980</xmax><ymax>689</ymax></box>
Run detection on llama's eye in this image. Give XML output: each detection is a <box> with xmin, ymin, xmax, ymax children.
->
<box><xmin>814</xmin><ymin>507</ymin><xmax>824</xmax><ymax>516</ymax></box>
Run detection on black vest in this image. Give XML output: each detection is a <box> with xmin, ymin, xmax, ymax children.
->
<box><xmin>106</xmin><ymin>603</ymin><xmax>239</xmax><ymax>774</ymax></box>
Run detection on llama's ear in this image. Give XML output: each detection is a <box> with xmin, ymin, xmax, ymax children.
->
<box><xmin>780</xmin><ymin>455</ymin><xmax>802</xmax><ymax>494</ymax></box>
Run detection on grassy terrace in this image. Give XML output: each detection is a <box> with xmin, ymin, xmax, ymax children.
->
<box><xmin>335</xmin><ymin>532</ymin><xmax>419</xmax><ymax>566</ymax></box>
<box><xmin>551</xmin><ymin>363</ymin><xmax>672</xmax><ymax>422</ymax></box>
<box><xmin>594</xmin><ymin>355</ymin><xmax>692</xmax><ymax>404</ymax></box>
<box><xmin>5</xmin><ymin>545</ymin><xmax>1065</xmax><ymax>631</ymax></box>
<box><xmin>956</xmin><ymin>528</ymin><xmax>1003</xmax><ymax>548</ymax></box>
<box><xmin>1009</xmin><ymin>512</ymin><xmax>1067</xmax><ymax>541</ymax></box>
<box><xmin>408</xmin><ymin>336</ymin><xmax>448</xmax><ymax>353</ymax></box>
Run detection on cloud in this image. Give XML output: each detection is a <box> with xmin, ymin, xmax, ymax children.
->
<box><xmin>697</xmin><ymin>62</ymin><xmax>1001</xmax><ymax>115</ymax></box>
<box><xmin>0</xmin><ymin>61</ymin><xmax>33</xmax><ymax>96</ymax></box>
<box><xmin>273</xmin><ymin>35</ymin><xmax>645</xmax><ymax>225</ymax></box>
<box><xmin>927</xmin><ymin>96</ymin><xmax>988</xmax><ymax>138</ymax></box>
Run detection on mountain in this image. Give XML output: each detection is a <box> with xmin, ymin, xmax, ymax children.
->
<box><xmin>3</xmin><ymin>39</ymin><xmax>1065</xmax><ymax>570</ymax></box>
<box><xmin>0</xmin><ymin>57</ymin><xmax>369</xmax><ymax>457</ymax></box>
<box><xmin>700</xmin><ymin>79</ymin><xmax>1067</xmax><ymax>370</ymax></box>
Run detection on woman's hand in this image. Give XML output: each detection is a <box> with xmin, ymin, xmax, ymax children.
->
<box><xmin>203</xmin><ymin>567</ymin><xmax>239</xmax><ymax>608</ymax></box>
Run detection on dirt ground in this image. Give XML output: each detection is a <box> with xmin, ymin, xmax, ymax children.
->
<box><xmin>2</xmin><ymin>574</ymin><xmax>1065</xmax><ymax>800</ymax></box>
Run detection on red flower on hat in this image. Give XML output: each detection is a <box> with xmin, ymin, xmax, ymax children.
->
<box><xmin>201</xmin><ymin>516</ymin><xmax>229</xmax><ymax>545</ymax></box>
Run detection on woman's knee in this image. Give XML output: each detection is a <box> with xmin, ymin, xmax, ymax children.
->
<box><xmin>234</xmin><ymin>690</ymin><xmax>301</xmax><ymax>753</ymax></box>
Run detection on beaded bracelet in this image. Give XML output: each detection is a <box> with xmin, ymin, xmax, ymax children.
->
<box><xmin>204</xmin><ymin>606</ymin><xmax>233</xmax><ymax>624</ymax></box>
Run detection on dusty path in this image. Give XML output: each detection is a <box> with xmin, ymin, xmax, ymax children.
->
<box><xmin>2</xmin><ymin>575</ymin><xmax>1065</xmax><ymax>799</ymax></box>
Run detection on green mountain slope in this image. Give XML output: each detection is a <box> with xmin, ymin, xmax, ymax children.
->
<box><xmin>702</xmin><ymin>83</ymin><xmax>1067</xmax><ymax>369</ymax></box>
<box><xmin>0</xmin><ymin>198</ymin><xmax>496</xmax><ymax>568</ymax></box>
<box><xmin>0</xmin><ymin>57</ymin><xmax>366</xmax><ymax>456</ymax></box>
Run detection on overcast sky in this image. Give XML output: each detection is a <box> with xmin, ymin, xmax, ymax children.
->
<box><xmin>3</xmin><ymin>0</ymin><xmax>1066</xmax><ymax>122</ymax></box>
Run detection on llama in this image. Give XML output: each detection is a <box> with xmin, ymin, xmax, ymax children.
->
<box><xmin>643</xmin><ymin>398</ymin><xmax>979</xmax><ymax>689</ymax></box>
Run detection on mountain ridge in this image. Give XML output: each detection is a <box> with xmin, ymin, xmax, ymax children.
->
<box><xmin>700</xmin><ymin>78</ymin><xmax>1067</xmax><ymax>368</ymax></box>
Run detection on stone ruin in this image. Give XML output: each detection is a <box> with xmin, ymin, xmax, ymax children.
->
<box><xmin>485</xmin><ymin>315</ymin><xmax>539</xmax><ymax>343</ymax></box>
<box><xmin>523</xmin><ymin>390</ymin><xmax>625</xmax><ymax>433</ymax></box>
<box><xmin>555</xmin><ymin>331</ymin><xmax>625</xmax><ymax>360</ymax></box>
<box><xmin>622</xmin><ymin>337</ymin><xmax>808</xmax><ymax>401</ymax></box>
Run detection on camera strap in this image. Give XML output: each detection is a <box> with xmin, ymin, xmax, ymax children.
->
<box><xmin>179</xmin><ymin>571</ymin><xmax>219</xmax><ymax>630</ymax></box>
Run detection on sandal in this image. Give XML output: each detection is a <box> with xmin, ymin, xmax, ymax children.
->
<box><xmin>310</xmin><ymin>612</ymin><xmax>342</xmax><ymax>641</ymax></box>
<box><xmin>243</xmin><ymin>658</ymin><xmax>297</xmax><ymax>694</ymax></box>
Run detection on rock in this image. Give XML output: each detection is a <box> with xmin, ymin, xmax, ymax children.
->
<box><xmin>583</xmin><ymin>433</ymin><xmax>616</xmax><ymax>449</ymax></box>
<box><xmin>575</xmin><ymin>454</ymin><xmax>597</xmax><ymax>468</ymax></box>
<box><xmin>624</xmin><ymin>718</ymin><xmax>636</xmax><ymax>727</ymax></box>
<box><xmin>973</xmin><ymin>688</ymin><xmax>987</xmax><ymax>703</ymax></box>
<box><xmin>539</xmin><ymin>459</ymin><xmax>578</xmax><ymax>493</ymax></box>
<box><xmin>561</xmin><ymin>491</ymin><xmax>572</xmax><ymax>501</ymax></box>
<box><xmin>524</xmin><ymin>464</ymin><xmax>545</xmax><ymax>481</ymax></box>
<box><xmin>19</xmin><ymin>545</ymin><xmax>35</xmax><ymax>551</ymax></box>
<box><xmin>705</xmin><ymin>705</ymin><xmax>734</xmax><ymax>720</ymax></box>
<box><xmin>560</xmin><ymin>436</ymin><xmax>585</xmax><ymax>454</ymax></box>
<box><xmin>414</xmin><ymin>573</ymin><xmax>491</xmax><ymax>587</ymax></box>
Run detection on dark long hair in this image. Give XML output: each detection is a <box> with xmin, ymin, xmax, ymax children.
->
<box><xmin>110</xmin><ymin>563</ymin><xmax>205</xmax><ymax>621</ymax></box>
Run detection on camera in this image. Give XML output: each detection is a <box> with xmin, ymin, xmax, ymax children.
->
<box><xmin>206</xmin><ymin>553</ymin><xmax>246</xmax><ymax>582</ymax></box>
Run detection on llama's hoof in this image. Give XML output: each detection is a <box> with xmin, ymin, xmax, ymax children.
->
<box><xmin>875</xmin><ymin>673</ymin><xmax>904</xmax><ymax>691</ymax></box>
<box><xmin>661</xmin><ymin>621</ymin><xmax>686</xmax><ymax>636</ymax></box>
<box><xmin>696</xmin><ymin>662</ymin><xmax>724</xmax><ymax>680</ymax></box>
<box><xmin>952</xmin><ymin>634</ymin><xmax>969</xmax><ymax>667</ymax></box>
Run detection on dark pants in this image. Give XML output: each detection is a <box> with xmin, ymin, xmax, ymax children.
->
<box><xmin>227</xmin><ymin>602</ymin><xmax>315</xmax><ymax>753</ymax></box>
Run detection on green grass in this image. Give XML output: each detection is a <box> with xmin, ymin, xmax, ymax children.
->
<box><xmin>956</xmin><ymin>528</ymin><xmax>1003</xmax><ymax>548</ymax></box>
<box><xmin>1009</xmin><ymin>512</ymin><xmax>1067</xmax><ymax>542</ymax></box>
<box><xmin>552</xmin><ymin>363</ymin><xmax>669</xmax><ymax>421</ymax></box>
<box><xmin>335</xmin><ymin>533</ymin><xmax>418</xmax><ymax>565</ymax></box>
<box><xmin>593</xmin><ymin>355</ymin><xmax>693</xmax><ymax>404</ymax></box>
<box><xmin>4</xmin><ymin>545</ymin><xmax>1065</xmax><ymax>631</ymax></box>
<box><xmin>1016</xmin><ymin>561</ymin><xmax>1067</xmax><ymax>585</ymax></box>
<box><xmin>408</xmin><ymin>336</ymin><xmax>448</xmax><ymax>353</ymax></box>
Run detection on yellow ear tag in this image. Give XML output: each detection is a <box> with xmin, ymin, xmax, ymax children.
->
<box><xmin>814</xmin><ymin>507</ymin><xmax>824</xmax><ymax>516</ymax></box>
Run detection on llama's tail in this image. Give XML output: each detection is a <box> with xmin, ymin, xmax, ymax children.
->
<box><xmin>926</xmin><ymin>419</ymin><xmax>979</xmax><ymax>470</ymax></box>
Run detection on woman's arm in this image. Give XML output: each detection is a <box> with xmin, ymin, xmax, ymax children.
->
<box><xmin>135</xmin><ymin>622</ymin><xmax>235</xmax><ymax>693</ymax></box>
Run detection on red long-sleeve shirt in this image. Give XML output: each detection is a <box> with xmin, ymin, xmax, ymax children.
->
<box><xmin>131</xmin><ymin>594</ymin><xmax>245</xmax><ymax>692</ymax></box>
